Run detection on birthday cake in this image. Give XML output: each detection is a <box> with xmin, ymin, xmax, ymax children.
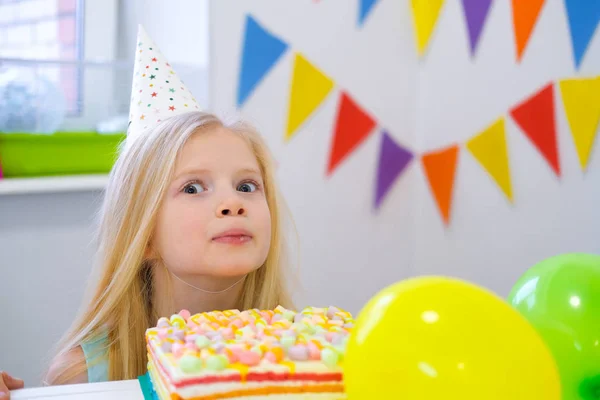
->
<box><xmin>145</xmin><ymin>305</ymin><xmax>353</xmax><ymax>399</ymax></box>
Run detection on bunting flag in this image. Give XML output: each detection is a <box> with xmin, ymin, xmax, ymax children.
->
<box><xmin>461</xmin><ymin>0</ymin><xmax>493</xmax><ymax>55</ymax></box>
<box><xmin>510</xmin><ymin>82</ymin><xmax>561</xmax><ymax>177</ymax></box>
<box><xmin>285</xmin><ymin>53</ymin><xmax>335</xmax><ymax>141</ymax></box>
<box><xmin>374</xmin><ymin>131</ymin><xmax>414</xmax><ymax>209</ymax></box>
<box><xmin>559</xmin><ymin>76</ymin><xmax>600</xmax><ymax>171</ymax></box>
<box><xmin>466</xmin><ymin>117</ymin><xmax>513</xmax><ymax>202</ymax></box>
<box><xmin>327</xmin><ymin>91</ymin><xmax>377</xmax><ymax>175</ymax></box>
<box><xmin>237</xmin><ymin>13</ymin><xmax>600</xmax><ymax>226</ymax></box>
<box><xmin>512</xmin><ymin>0</ymin><xmax>546</xmax><ymax>61</ymax></box>
<box><xmin>410</xmin><ymin>0</ymin><xmax>446</xmax><ymax>57</ymax></box>
<box><xmin>422</xmin><ymin>144</ymin><xmax>460</xmax><ymax>226</ymax></box>
<box><xmin>358</xmin><ymin>0</ymin><xmax>381</xmax><ymax>26</ymax></box>
<box><xmin>237</xmin><ymin>15</ymin><xmax>288</xmax><ymax>107</ymax></box>
<box><xmin>564</xmin><ymin>0</ymin><xmax>600</xmax><ymax>69</ymax></box>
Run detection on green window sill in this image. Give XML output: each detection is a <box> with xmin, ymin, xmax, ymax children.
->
<box><xmin>0</xmin><ymin>132</ymin><xmax>125</xmax><ymax>178</ymax></box>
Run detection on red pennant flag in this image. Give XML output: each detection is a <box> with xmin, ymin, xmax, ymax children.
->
<box><xmin>510</xmin><ymin>82</ymin><xmax>560</xmax><ymax>177</ymax></box>
<box><xmin>327</xmin><ymin>91</ymin><xmax>377</xmax><ymax>175</ymax></box>
<box><xmin>421</xmin><ymin>144</ymin><xmax>459</xmax><ymax>226</ymax></box>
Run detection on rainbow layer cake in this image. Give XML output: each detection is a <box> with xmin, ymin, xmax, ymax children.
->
<box><xmin>145</xmin><ymin>305</ymin><xmax>353</xmax><ymax>399</ymax></box>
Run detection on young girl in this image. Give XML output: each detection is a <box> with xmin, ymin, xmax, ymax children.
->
<box><xmin>44</xmin><ymin>109</ymin><xmax>295</xmax><ymax>385</ymax></box>
<box><xmin>41</xmin><ymin>27</ymin><xmax>296</xmax><ymax>386</ymax></box>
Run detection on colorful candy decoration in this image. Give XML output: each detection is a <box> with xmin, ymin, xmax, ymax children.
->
<box><xmin>151</xmin><ymin>305</ymin><xmax>353</xmax><ymax>371</ymax></box>
<box><xmin>508</xmin><ymin>253</ymin><xmax>600</xmax><ymax>400</ymax></box>
<box><xmin>344</xmin><ymin>276</ymin><xmax>561</xmax><ymax>399</ymax></box>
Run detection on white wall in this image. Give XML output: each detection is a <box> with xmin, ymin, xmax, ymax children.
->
<box><xmin>211</xmin><ymin>0</ymin><xmax>419</xmax><ymax>314</ymax></box>
<box><xmin>0</xmin><ymin>191</ymin><xmax>103</xmax><ymax>386</ymax></box>
<box><xmin>414</xmin><ymin>0</ymin><xmax>600</xmax><ymax>294</ymax></box>
<box><xmin>211</xmin><ymin>0</ymin><xmax>600</xmax><ymax>314</ymax></box>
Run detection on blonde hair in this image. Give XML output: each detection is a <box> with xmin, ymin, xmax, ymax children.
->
<box><xmin>45</xmin><ymin>111</ymin><xmax>295</xmax><ymax>384</ymax></box>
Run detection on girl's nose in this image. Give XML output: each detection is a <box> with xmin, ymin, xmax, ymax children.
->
<box><xmin>216</xmin><ymin>201</ymin><xmax>246</xmax><ymax>217</ymax></box>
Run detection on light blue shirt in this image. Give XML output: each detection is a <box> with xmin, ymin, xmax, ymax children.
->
<box><xmin>80</xmin><ymin>333</ymin><xmax>109</xmax><ymax>383</ymax></box>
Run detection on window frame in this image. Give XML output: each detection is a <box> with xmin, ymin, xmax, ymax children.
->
<box><xmin>0</xmin><ymin>0</ymin><xmax>119</xmax><ymax>124</ymax></box>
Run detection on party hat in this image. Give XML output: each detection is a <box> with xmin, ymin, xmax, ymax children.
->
<box><xmin>127</xmin><ymin>25</ymin><xmax>201</xmax><ymax>144</ymax></box>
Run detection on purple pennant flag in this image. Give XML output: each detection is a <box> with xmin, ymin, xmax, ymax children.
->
<box><xmin>462</xmin><ymin>0</ymin><xmax>493</xmax><ymax>55</ymax></box>
<box><xmin>374</xmin><ymin>131</ymin><xmax>413</xmax><ymax>209</ymax></box>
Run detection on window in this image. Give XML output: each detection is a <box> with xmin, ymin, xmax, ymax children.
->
<box><xmin>0</xmin><ymin>0</ymin><xmax>83</xmax><ymax>115</ymax></box>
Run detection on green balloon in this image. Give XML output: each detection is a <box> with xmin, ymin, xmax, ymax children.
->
<box><xmin>507</xmin><ymin>253</ymin><xmax>600</xmax><ymax>400</ymax></box>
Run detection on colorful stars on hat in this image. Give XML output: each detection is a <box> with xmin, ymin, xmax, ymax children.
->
<box><xmin>126</xmin><ymin>25</ymin><xmax>202</xmax><ymax>145</ymax></box>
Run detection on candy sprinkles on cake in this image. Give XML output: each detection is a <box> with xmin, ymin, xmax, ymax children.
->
<box><xmin>145</xmin><ymin>305</ymin><xmax>354</xmax><ymax>399</ymax></box>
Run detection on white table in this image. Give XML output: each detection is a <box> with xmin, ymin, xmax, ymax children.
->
<box><xmin>10</xmin><ymin>380</ymin><xmax>145</xmax><ymax>399</ymax></box>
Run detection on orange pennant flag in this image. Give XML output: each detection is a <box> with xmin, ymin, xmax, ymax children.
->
<box><xmin>421</xmin><ymin>144</ymin><xmax>460</xmax><ymax>225</ymax></box>
<box><xmin>512</xmin><ymin>0</ymin><xmax>546</xmax><ymax>61</ymax></box>
<box><xmin>559</xmin><ymin>76</ymin><xmax>600</xmax><ymax>171</ymax></box>
<box><xmin>466</xmin><ymin>117</ymin><xmax>513</xmax><ymax>203</ymax></box>
<box><xmin>285</xmin><ymin>52</ymin><xmax>335</xmax><ymax>141</ymax></box>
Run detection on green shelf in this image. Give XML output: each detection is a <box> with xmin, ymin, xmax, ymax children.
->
<box><xmin>0</xmin><ymin>132</ymin><xmax>125</xmax><ymax>178</ymax></box>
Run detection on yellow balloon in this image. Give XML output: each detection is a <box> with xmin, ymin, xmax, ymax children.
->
<box><xmin>344</xmin><ymin>276</ymin><xmax>561</xmax><ymax>399</ymax></box>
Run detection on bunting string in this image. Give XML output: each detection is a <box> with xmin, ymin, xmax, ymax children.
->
<box><xmin>236</xmin><ymin>11</ymin><xmax>600</xmax><ymax>225</ymax></box>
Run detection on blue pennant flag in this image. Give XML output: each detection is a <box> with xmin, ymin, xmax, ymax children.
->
<box><xmin>237</xmin><ymin>15</ymin><xmax>288</xmax><ymax>107</ymax></box>
<box><xmin>565</xmin><ymin>0</ymin><xmax>600</xmax><ymax>68</ymax></box>
<box><xmin>358</xmin><ymin>0</ymin><xmax>380</xmax><ymax>26</ymax></box>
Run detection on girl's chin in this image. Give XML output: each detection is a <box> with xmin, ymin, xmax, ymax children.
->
<box><xmin>194</xmin><ymin>263</ymin><xmax>261</xmax><ymax>278</ymax></box>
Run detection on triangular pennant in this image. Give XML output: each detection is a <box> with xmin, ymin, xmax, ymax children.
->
<box><xmin>461</xmin><ymin>0</ymin><xmax>493</xmax><ymax>55</ymax></box>
<box><xmin>358</xmin><ymin>0</ymin><xmax>380</xmax><ymax>26</ymax></box>
<box><xmin>511</xmin><ymin>0</ymin><xmax>546</xmax><ymax>61</ymax></box>
<box><xmin>564</xmin><ymin>0</ymin><xmax>600</xmax><ymax>69</ymax></box>
<box><xmin>374</xmin><ymin>131</ymin><xmax>414</xmax><ymax>209</ymax></box>
<box><xmin>510</xmin><ymin>82</ymin><xmax>561</xmax><ymax>177</ymax></box>
<box><xmin>237</xmin><ymin>15</ymin><xmax>288</xmax><ymax>107</ymax></box>
<box><xmin>466</xmin><ymin>117</ymin><xmax>513</xmax><ymax>202</ymax></box>
<box><xmin>327</xmin><ymin>91</ymin><xmax>377</xmax><ymax>175</ymax></box>
<box><xmin>410</xmin><ymin>0</ymin><xmax>446</xmax><ymax>57</ymax></box>
<box><xmin>285</xmin><ymin>53</ymin><xmax>335</xmax><ymax>140</ymax></box>
<box><xmin>559</xmin><ymin>76</ymin><xmax>600</xmax><ymax>170</ymax></box>
<box><xmin>421</xmin><ymin>145</ymin><xmax>459</xmax><ymax>225</ymax></box>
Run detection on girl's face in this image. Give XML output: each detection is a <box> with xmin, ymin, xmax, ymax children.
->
<box><xmin>151</xmin><ymin>127</ymin><xmax>272</xmax><ymax>279</ymax></box>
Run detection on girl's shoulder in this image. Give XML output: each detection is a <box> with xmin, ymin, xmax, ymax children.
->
<box><xmin>80</xmin><ymin>331</ymin><xmax>110</xmax><ymax>383</ymax></box>
<box><xmin>45</xmin><ymin>332</ymin><xmax>110</xmax><ymax>385</ymax></box>
<box><xmin>45</xmin><ymin>346</ymin><xmax>88</xmax><ymax>385</ymax></box>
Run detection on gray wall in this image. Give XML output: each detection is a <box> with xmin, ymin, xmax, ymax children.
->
<box><xmin>0</xmin><ymin>191</ymin><xmax>103</xmax><ymax>386</ymax></box>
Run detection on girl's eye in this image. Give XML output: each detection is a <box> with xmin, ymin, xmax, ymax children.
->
<box><xmin>182</xmin><ymin>182</ymin><xmax>205</xmax><ymax>194</ymax></box>
<box><xmin>237</xmin><ymin>182</ymin><xmax>257</xmax><ymax>193</ymax></box>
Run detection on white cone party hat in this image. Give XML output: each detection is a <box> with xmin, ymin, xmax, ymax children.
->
<box><xmin>127</xmin><ymin>25</ymin><xmax>201</xmax><ymax>144</ymax></box>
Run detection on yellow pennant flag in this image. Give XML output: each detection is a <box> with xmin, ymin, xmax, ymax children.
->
<box><xmin>411</xmin><ymin>0</ymin><xmax>446</xmax><ymax>57</ymax></box>
<box><xmin>559</xmin><ymin>76</ymin><xmax>600</xmax><ymax>171</ymax></box>
<box><xmin>285</xmin><ymin>52</ymin><xmax>334</xmax><ymax>140</ymax></box>
<box><xmin>466</xmin><ymin>117</ymin><xmax>513</xmax><ymax>203</ymax></box>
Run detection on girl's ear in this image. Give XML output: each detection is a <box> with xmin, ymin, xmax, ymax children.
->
<box><xmin>144</xmin><ymin>246</ymin><xmax>153</xmax><ymax>260</ymax></box>
<box><xmin>145</xmin><ymin>240</ymin><xmax>158</xmax><ymax>261</ymax></box>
